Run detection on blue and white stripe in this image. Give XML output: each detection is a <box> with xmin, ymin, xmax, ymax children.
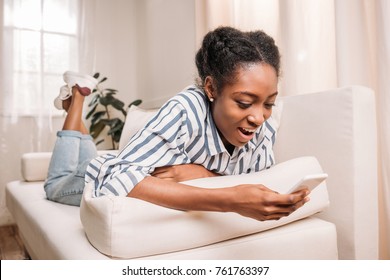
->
<box><xmin>85</xmin><ymin>86</ymin><xmax>277</xmax><ymax>197</ymax></box>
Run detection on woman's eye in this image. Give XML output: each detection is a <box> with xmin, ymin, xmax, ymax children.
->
<box><xmin>237</xmin><ymin>101</ymin><xmax>251</xmax><ymax>109</ymax></box>
<box><xmin>264</xmin><ymin>103</ymin><xmax>275</xmax><ymax>109</ymax></box>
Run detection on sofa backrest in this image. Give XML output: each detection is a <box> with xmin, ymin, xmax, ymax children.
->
<box><xmin>274</xmin><ymin>86</ymin><xmax>378</xmax><ymax>259</ymax></box>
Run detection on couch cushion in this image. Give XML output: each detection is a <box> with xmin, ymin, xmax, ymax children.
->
<box><xmin>80</xmin><ymin>156</ymin><xmax>329</xmax><ymax>259</ymax></box>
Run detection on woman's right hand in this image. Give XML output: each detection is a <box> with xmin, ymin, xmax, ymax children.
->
<box><xmin>227</xmin><ymin>184</ymin><xmax>310</xmax><ymax>221</ymax></box>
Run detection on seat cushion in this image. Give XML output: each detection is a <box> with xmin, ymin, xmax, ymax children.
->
<box><xmin>5</xmin><ymin>181</ymin><xmax>110</xmax><ymax>259</ymax></box>
<box><xmin>139</xmin><ymin>217</ymin><xmax>338</xmax><ymax>260</ymax></box>
<box><xmin>80</xmin><ymin>156</ymin><xmax>330</xmax><ymax>259</ymax></box>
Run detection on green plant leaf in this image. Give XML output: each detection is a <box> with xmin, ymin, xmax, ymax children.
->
<box><xmin>105</xmin><ymin>88</ymin><xmax>118</xmax><ymax>93</ymax></box>
<box><xmin>111</xmin><ymin>99</ymin><xmax>125</xmax><ymax>111</ymax></box>
<box><xmin>88</xmin><ymin>94</ymin><xmax>100</xmax><ymax>107</ymax></box>
<box><xmin>112</xmin><ymin>128</ymin><xmax>123</xmax><ymax>142</ymax></box>
<box><xmin>129</xmin><ymin>99</ymin><xmax>142</xmax><ymax>107</ymax></box>
<box><xmin>90</xmin><ymin>120</ymin><xmax>106</xmax><ymax>139</ymax></box>
<box><xmin>99</xmin><ymin>77</ymin><xmax>107</xmax><ymax>83</ymax></box>
<box><xmin>107</xmin><ymin>119</ymin><xmax>123</xmax><ymax>134</ymax></box>
<box><xmin>107</xmin><ymin>120</ymin><xmax>124</xmax><ymax>143</ymax></box>
<box><xmin>108</xmin><ymin>127</ymin><xmax>120</xmax><ymax>136</ymax></box>
<box><xmin>95</xmin><ymin>139</ymin><xmax>104</xmax><ymax>146</ymax></box>
<box><xmin>93</xmin><ymin>72</ymin><xmax>100</xmax><ymax>79</ymax></box>
<box><xmin>86</xmin><ymin>103</ymin><xmax>98</xmax><ymax>120</ymax></box>
<box><xmin>99</xmin><ymin>95</ymin><xmax>115</xmax><ymax>106</ymax></box>
<box><xmin>104</xmin><ymin>91</ymin><xmax>116</xmax><ymax>97</ymax></box>
<box><xmin>108</xmin><ymin>118</ymin><xmax>121</xmax><ymax>127</ymax></box>
<box><xmin>100</xmin><ymin>118</ymin><xmax>112</xmax><ymax>125</ymax></box>
<box><xmin>91</xmin><ymin>111</ymin><xmax>106</xmax><ymax>125</ymax></box>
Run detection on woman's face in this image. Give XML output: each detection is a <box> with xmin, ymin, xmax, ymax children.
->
<box><xmin>205</xmin><ymin>63</ymin><xmax>278</xmax><ymax>148</ymax></box>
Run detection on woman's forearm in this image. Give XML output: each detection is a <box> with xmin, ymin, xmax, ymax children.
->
<box><xmin>128</xmin><ymin>176</ymin><xmax>231</xmax><ymax>212</ymax></box>
<box><xmin>151</xmin><ymin>164</ymin><xmax>220</xmax><ymax>182</ymax></box>
<box><xmin>127</xmin><ymin>175</ymin><xmax>310</xmax><ymax>222</ymax></box>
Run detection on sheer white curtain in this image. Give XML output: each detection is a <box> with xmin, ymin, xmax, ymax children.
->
<box><xmin>196</xmin><ymin>0</ymin><xmax>389</xmax><ymax>259</ymax></box>
<box><xmin>0</xmin><ymin>0</ymin><xmax>96</xmax><ymax>224</ymax></box>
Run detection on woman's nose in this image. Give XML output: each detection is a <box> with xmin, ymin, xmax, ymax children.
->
<box><xmin>247</xmin><ymin>109</ymin><xmax>265</xmax><ymax>127</ymax></box>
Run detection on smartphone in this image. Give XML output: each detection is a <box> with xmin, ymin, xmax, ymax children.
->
<box><xmin>287</xmin><ymin>173</ymin><xmax>328</xmax><ymax>194</ymax></box>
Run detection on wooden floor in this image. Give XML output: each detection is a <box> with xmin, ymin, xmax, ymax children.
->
<box><xmin>0</xmin><ymin>225</ymin><xmax>30</xmax><ymax>260</ymax></box>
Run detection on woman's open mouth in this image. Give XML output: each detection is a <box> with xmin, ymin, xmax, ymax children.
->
<box><xmin>238</xmin><ymin>127</ymin><xmax>256</xmax><ymax>141</ymax></box>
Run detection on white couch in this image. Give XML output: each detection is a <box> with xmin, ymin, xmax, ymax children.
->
<box><xmin>5</xmin><ymin>86</ymin><xmax>379</xmax><ymax>260</ymax></box>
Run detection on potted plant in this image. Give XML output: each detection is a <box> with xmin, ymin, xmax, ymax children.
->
<box><xmin>86</xmin><ymin>73</ymin><xmax>142</xmax><ymax>149</ymax></box>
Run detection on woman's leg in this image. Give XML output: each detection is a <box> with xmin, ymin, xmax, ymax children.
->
<box><xmin>44</xmin><ymin>87</ymin><xmax>97</xmax><ymax>206</ymax></box>
<box><xmin>66</xmin><ymin>87</ymin><xmax>98</xmax><ymax>164</ymax></box>
<box><xmin>62</xmin><ymin>86</ymin><xmax>87</xmax><ymax>131</ymax></box>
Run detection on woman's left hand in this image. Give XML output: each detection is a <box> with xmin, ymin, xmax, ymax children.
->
<box><xmin>151</xmin><ymin>164</ymin><xmax>219</xmax><ymax>182</ymax></box>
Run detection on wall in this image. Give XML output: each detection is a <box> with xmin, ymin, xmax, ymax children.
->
<box><xmin>92</xmin><ymin>0</ymin><xmax>196</xmax><ymax>109</ymax></box>
<box><xmin>134</xmin><ymin>0</ymin><xmax>197</xmax><ymax>108</ymax></box>
<box><xmin>92</xmin><ymin>0</ymin><xmax>138</xmax><ymax>107</ymax></box>
<box><xmin>0</xmin><ymin>0</ymin><xmax>196</xmax><ymax>226</ymax></box>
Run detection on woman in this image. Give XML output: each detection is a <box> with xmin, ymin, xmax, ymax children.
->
<box><xmin>45</xmin><ymin>27</ymin><xmax>309</xmax><ymax>221</ymax></box>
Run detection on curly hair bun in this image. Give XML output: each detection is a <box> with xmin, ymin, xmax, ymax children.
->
<box><xmin>195</xmin><ymin>26</ymin><xmax>280</xmax><ymax>90</ymax></box>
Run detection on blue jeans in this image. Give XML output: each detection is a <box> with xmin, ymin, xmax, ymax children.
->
<box><xmin>44</xmin><ymin>130</ymin><xmax>97</xmax><ymax>206</ymax></box>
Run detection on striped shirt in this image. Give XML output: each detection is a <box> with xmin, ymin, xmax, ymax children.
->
<box><xmin>85</xmin><ymin>86</ymin><xmax>277</xmax><ymax>197</ymax></box>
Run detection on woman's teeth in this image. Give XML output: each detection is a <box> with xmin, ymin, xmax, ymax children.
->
<box><xmin>239</xmin><ymin>127</ymin><xmax>256</xmax><ymax>135</ymax></box>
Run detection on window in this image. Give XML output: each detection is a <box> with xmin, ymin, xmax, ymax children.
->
<box><xmin>3</xmin><ymin>0</ymin><xmax>80</xmax><ymax>114</ymax></box>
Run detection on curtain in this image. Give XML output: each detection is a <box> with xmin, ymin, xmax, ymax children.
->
<box><xmin>374</xmin><ymin>0</ymin><xmax>390</xmax><ymax>261</ymax></box>
<box><xmin>196</xmin><ymin>0</ymin><xmax>389</xmax><ymax>259</ymax></box>
<box><xmin>78</xmin><ymin>0</ymin><xmax>97</xmax><ymax>75</ymax></box>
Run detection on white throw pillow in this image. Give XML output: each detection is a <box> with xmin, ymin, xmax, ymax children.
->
<box><xmin>80</xmin><ymin>156</ymin><xmax>329</xmax><ymax>259</ymax></box>
<box><xmin>118</xmin><ymin>105</ymin><xmax>159</xmax><ymax>150</ymax></box>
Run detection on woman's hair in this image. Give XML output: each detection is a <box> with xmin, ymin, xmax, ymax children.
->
<box><xmin>195</xmin><ymin>26</ymin><xmax>281</xmax><ymax>91</ymax></box>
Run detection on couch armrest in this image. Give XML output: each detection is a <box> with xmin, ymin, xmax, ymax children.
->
<box><xmin>21</xmin><ymin>153</ymin><xmax>52</xmax><ymax>182</ymax></box>
<box><xmin>274</xmin><ymin>86</ymin><xmax>378</xmax><ymax>259</ymax></box>
<box><xmin>21</xmin><ymin>150</ymin><xmax>117</xmax><ymax>182</ymax></box>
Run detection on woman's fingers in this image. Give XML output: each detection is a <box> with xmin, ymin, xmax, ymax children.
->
<box><xmin>249</xmin><ymin>199</ymin><xmax>309</xmax><ymax>221</ymax></box>
<box><xmin>232</xmin><ymin>184</ymin><xmax>311</xmax><ymax>221</ymax></box>
<box><xmin>263</xmin><ymin>188</ymin><xmax>309</xmax><ymax>205</ymax></box>
<box><xmin>263</xmin><ymin>190</ymin><xmax>310</xmax><ymax>213</ymax></box>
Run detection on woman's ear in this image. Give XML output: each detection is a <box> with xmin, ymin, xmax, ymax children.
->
<box><xmin>204</xmin><ymin>76</ymin><xmax>215</xmax><ymax>102</ymax></box>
